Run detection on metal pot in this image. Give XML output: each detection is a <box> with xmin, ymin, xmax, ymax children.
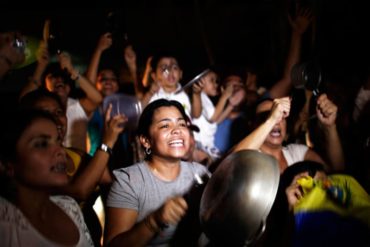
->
<box><xmin>199</xmin><ymin>150</ymin><xmax>280</xmax><ymax>246</ymax></box>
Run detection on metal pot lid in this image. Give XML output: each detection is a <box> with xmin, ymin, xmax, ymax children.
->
<box><xmin>200</xmin><ymin>150</ymin><xmax>280</xmax><ymax>246</ymax></box>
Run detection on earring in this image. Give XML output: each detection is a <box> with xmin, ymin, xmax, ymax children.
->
<box><xmin>145</xmin><ymin>147</ymin><xmax>152</xmax><ymax>156</ymax></box>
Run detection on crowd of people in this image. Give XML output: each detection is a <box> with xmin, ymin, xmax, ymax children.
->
<box><xmin>0</xmin><ymin>6</ymin><xmax>370</xmax><ymax>247</ymax></box>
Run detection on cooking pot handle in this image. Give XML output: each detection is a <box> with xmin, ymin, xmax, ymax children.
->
<box><xmin>244</xmin><ymin>220</ymin><xmax>266</xmax><ymax>246</ymax></box>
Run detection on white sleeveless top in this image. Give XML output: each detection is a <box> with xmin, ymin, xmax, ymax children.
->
<box><xmin>0</xmin><ymin>195</ymin><xmax>93</xmax><ymax>247</ymax></box>
<box><xmin>282</xmin><ymin>143</ymin><xmax>309</xmax><ymax>166</ymax></box>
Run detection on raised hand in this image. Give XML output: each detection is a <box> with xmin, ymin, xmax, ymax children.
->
<box><xmin>58</xmin><ymin>52</ymin><xmax>74</xmax><ymax>72</ymax></box>
<box><xmin>270</xmin><ymin>97</ymin><xmax>291</xmax><ymax>124</ymax></box>
<box><xmin>222</xmin><ymin>83</ymin><xmax>234</xmax><ymax>99</ymax></box>
<box><xmin>36</xmin><ymin>40</ymin><xmax>50</xmax><ymax>67</ymax></box>
<box><xmin>97</xmin><ymin>32</ymin><xmax>113</xmax><ymax>52</ymax></box>
<box><xmin>316</xmin><ymin>93</ymin><xmax>338</xmax><ymax>127</ymax></box>
<box><xmin>192</xmin><ymin>78</ymin><xmax>204</xmax><ymax>95</ymax></box>
<box><xmin>228</xmin><ymin>86</ymin><xmax>246</xmax><ymax>108</ymax></box>
<box><xmin>102</xmin><ymin>103</ymin><xmax>128</xmax><ymax>148</ymax></box>
<box><xmin>124</xmin><ymin>44</ymin><xmax>137</xmax><ymax>69</ymax></box>
<box><xmin>288</xmin><ymin>7</ymin><xmax>313</xmax><ymax>35</ymax></box>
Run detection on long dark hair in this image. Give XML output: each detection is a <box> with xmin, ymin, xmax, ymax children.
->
<box><xmin>0</xmin><ymin>108</ymin><xmax>58</xmax><ymax>199</ymax></box>
<box><xmin>19</xmin><ymin>89</ymin><xmax>65</xmax><ymax>112</ymax></box>
<box><xmin>0</xmin><ymin>108</ymin><xmax>58</xmax><ymax>164</ymax></box>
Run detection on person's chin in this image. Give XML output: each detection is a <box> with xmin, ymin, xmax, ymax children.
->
<box><xmin>169</xmin><ymin>150</ymin><xmax>188</xmax><ymax>158</ymax></box>
<box><xmin>266</xmin><ymin>138</ymin><xmax>283</xmax><ymax>147</ymax></box>
<box><xmin>48</xmin><ymin>177</ymin><xmax>69</xmax><ymax>188</ymax></box>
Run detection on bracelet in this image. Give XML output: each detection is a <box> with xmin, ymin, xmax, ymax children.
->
<box><xmin>144</xmin><ymin>216</ymin><xmax>159</xmax><ymax>234</ymax></box>
<box><xmin>99</xmin><ymin>143</ymin><xmax>113</xmax><ymax>155</ymax></box>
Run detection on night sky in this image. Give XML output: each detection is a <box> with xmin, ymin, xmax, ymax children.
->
<box><xmin>1</xmin><ymin>0</ymin><xmax>369</xmax><ymax>93</ymax></box>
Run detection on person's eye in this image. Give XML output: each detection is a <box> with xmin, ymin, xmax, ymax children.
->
<box><xmin>160</xmin><ymin>66</ymin><xmax>168</xmax><ymax>72</ymax></box>
<box><xmin>57</xmin><ymin>136</ymin><xmax>63</xmax><ymax>144</ymax></box>
<box><xmin>34</xmin><ymin>139</ymin><xmax>49</xmax><ymax>148</ymax></box>
<box><xmin>179</xmin><ymin>122</ymin><xmax>187</xmax><ymax>127</ymax></box>
<box><xmin>159</xmin><ymin>124</ymin><xmax>169</xmax><ymax>129</ymax></box>
<box><xmin>55</xmin><ymin>109</ymin><xmax>64</xmax><ymax>117</ymax></box>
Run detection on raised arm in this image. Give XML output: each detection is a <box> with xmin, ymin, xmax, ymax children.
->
<box><xmin>269</xmin><ymin>7</ymin><xmax>313</xmax><ymax>98</ymax></box>
<box><xmin>19</xmin><ymin>40</ymin><xmax>50</xmax><ymax>98</ymax></box>
<box><xmin>85</xmin><ymin>32</ymin><xmax>113</xmax><ymax>83</ymax></box>
<box><xmin>211</xmin><ymin>83</ymin><xmax>234</xmax><ymax>123</ymax></box>
<box><xmin>316</xmin><ymin>93</ymin><xmax>345</xmax><ymax>172</ymax></box>
<box><xmin>214</xmin><ymin>85</ymin><xmax>246</xmax><ymax>124</ymax></box>
<box><xmin>58</xmin><ymin>52</ymin><xmax>103</xmax><ymax>117</ymax></box>
<box><xmin>142</xmin><ymin>56</ymin><xmax>153</xmax><ymax>88</ymax></box>
<box><xmin>60</xmin><ymin>104</ymin><xmax>126</xmax><ymax>200</ymax></box>
<box><xmin>123</xmin><ymin>44</ymin><xmax>140</xmax><ymax>94</ymax></box>
<box><xmin>233</xmin><ymin>97</ymin><xmax>291</xmax><ymax>152</ymax></box>
<box><xmin>191</xmin><ymin>79</ymin><xmax>204</xmax><ymax>118</ymax></box>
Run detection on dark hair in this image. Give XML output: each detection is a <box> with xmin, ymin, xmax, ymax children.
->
<box><xmin>255</xmin><ymin>96</ymin><xmax>273</xmax><ymax>110</ymax></box>
<box><xmin>43</xmin><ymin>62</ymin><xmax>74</xmax><ymax>88</ymax></box>
<box><xmin>137</xmin><ymin>99</ymin><xmax>189</xmax><ymax>139</ymax></box>
<box><xmin>219</xmin><ymin>65</ymin><xmax>246</xmax><ymax>86</ymax></box>
<box><xmin>251</xmin><ymin>97</ymin><xmax>273</xmax><ymax>129</ymax></box>
<box><xmin>150</xmin><ymin>50</ymin><xmax>181</xmax><ymax>71</ymax></box>
<box><xmin>0</xmin><ymin>108</ymin><xmax>58</xmax><ymax>164</ymax></box>
<box><xmin>19</xmin><ymin>89</ymin><xmax>65</xmax><ymax>112</ymax></box>
<box><xmin>280</xmin><ymin>160</ymin><xmax>325</xmax><ymax>190</ymax></box>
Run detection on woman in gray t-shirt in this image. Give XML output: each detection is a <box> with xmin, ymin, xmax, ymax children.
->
<box><xmin>104</xmin><ymin>99</ymin><xmax>210</xmax><ymax>246</ymax></box>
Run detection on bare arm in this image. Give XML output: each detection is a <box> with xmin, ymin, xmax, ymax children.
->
<box><xmin>19</xmin><ymin>40</ymin><xmax>50</xmax><ymax>98</ymax></box>
<box><xmin>61</xmin><ymin>105</ymin><xmax>127</xmax><ymax>200</ymax></box>
<box><xmin>316</xmin><ymin>93</ymin><xmax>345</xmax><ymax>172</ymax></box>
<box><xmin>85</xmin><ymin>32</ymin><xmax>113</xmax><ymax>84</ymax></box>
<box><xmin>233</xmin><ymin>97</ymin><xmax>291</xmax><ymax>152</ymax></box>
<box><xmin>142</xmin><ymin>56</ymin><xmax>153</xmax><ymax>88</ymax></box>
<box><xmin>105</xmin><ymin>197</ymin><xmax>188</xmax><ymax>247</ymax></box>
<box><xmin>58</xmin><ymin>52</ymin><xmax>103</xmax><ymax>117</ymax></box>
<box><xmin>124</xmin><ymin>45</ymin><xmax>145</xmax><ymax>100</ymax></box>
<box><xmin>191</xmin><ymin>80</ymin><xmax>204</xmax><ymax>118</ymax></box>
<box><xmin>269</xmin><ymin>8</ymin><xmax>313</xmax><ymax>98</ymax></box>
<box><xmin>214</xmin><ymin>87</ymin><xmax>246</xmax><ymax>124</ymax></box>
<box><xmin>140</xmin><ymin>81</ymin><xmax>160</xmax><ymax>109</ymax></box>
<box><xmin>210</xmin><ymin>83</ymin><xmax>233</xmax><ymax>123</ymax></box>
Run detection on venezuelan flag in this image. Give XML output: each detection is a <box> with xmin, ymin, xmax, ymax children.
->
<box><xmin>292</xmin><ymin>175</ymin><xmax>370</xmax><ymax>247</ymax></box>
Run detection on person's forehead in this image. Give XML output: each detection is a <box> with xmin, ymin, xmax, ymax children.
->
<box><xmin>157</xmin><ymin>57</ymin><xmax>178</xmax><ymax>66</ymax></box>
<box><xmin>205</xmin><ymin>71</ymin><xmax>217</xmax><ymax>79</ymax></box>
<box><xmin>154</xmin><ymin>106</ymin><xmax>182</xmax><ymax>118</ymax></box>
<box><xmin>224</xmin><ymin>75</ymin><xmax>243</xmax><ymax>85</ymax></box>
<box><xmin>98</xmin><ymin>69</ymin><xmax>116</xmax><ymax>77</ymax></box>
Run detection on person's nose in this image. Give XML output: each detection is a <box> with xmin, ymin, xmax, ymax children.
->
<box><xmin>171</xmin><ymin>126</ymin><xmax>182</xmax><ymax>135</ymax></box>
<box><xmin>55</xmin><ymin>143</ymin><xmax>66</xmax><ymax>158</ymax></box>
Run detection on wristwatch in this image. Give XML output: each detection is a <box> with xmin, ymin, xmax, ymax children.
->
<box><xmin>99</xmin><ymin>143</ymin><xmax>113</xmax><ymax>155</ymax></box>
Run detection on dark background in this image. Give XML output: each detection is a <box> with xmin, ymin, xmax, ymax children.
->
<box><xmin>1</xmin><ymin>0</ymin><xmax>370</xmax><ymax>94</ymax></box>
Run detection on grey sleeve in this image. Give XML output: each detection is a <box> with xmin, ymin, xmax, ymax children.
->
<box><xmin>106</xmin><ymin>169</ymin><xmax>139</xmax><ymax>210</ymax></box>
